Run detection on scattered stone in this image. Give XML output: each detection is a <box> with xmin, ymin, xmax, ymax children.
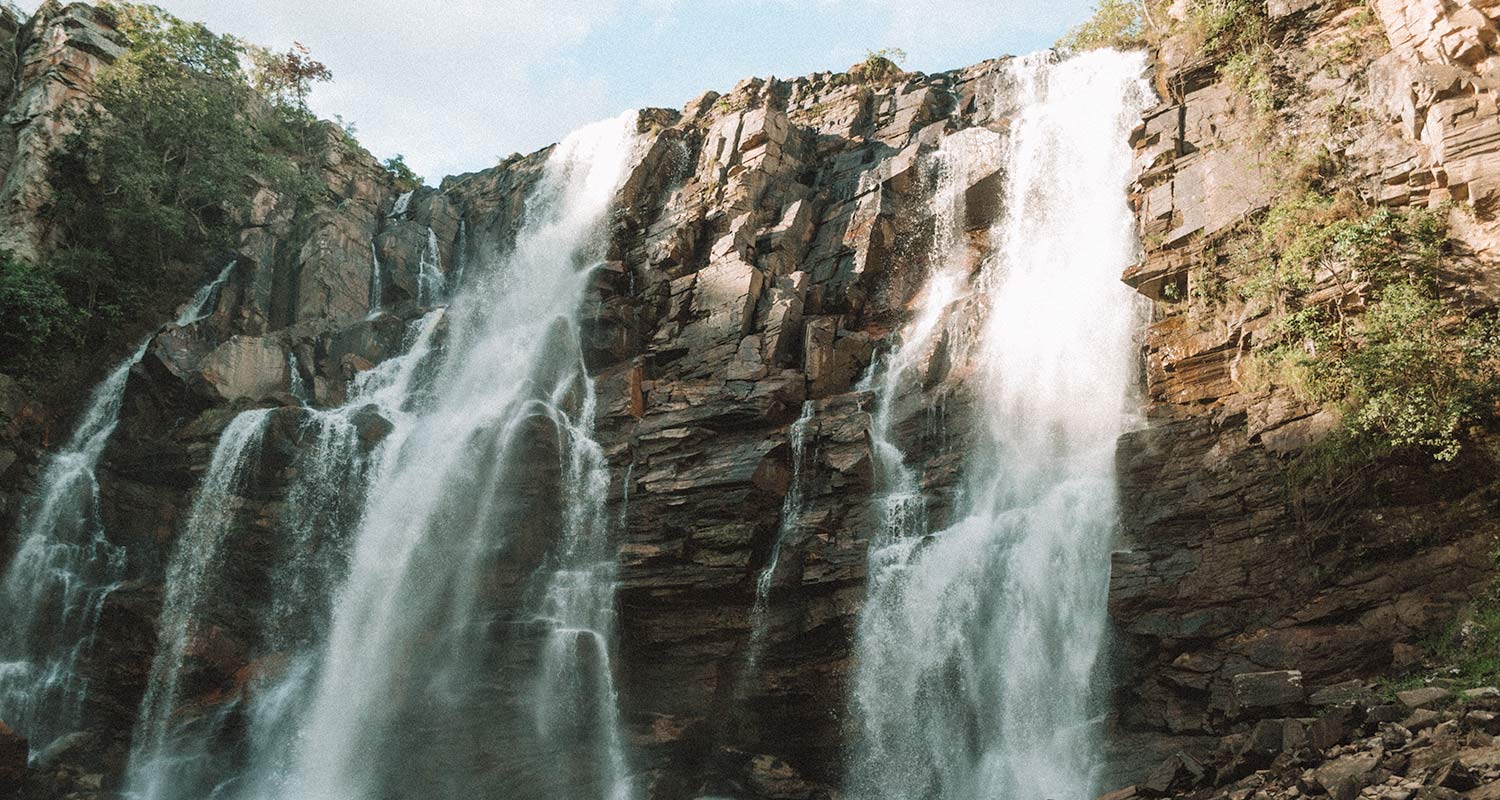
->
<box><xmin>1429</xmin><ymin>759</ymin><xmax>1478</xmax><ymax>791</ymax></box>
<box><xmin>1401</xmin><ymin>709</ymin><xmax>1441</xmax><ymax>732</ymax></box>
<box><xmin>1395</xmin><ymin>687</ymin><xmax>1451</xmax><ymax>710</ymax></box>
<box><xmin>1310</xmin><ymin>753</ymin><xmax>1380</xmax><ymax>800</ymax></box>
<box><xmin>1140</xmin><ymin>752</ymin><xmax>1208</xmax><ymax>797</ymax></box>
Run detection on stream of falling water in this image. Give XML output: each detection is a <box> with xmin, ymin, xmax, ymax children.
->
<box><xmin>112</xmin><ymin>113</ymin><xmax>648</xmax><ymax>800</ymax></box>
<box><xmin>127</xmin><ymin>410</ymin><xmax>273</xmax><ymax>800</ymax></box>
<box><xmin>850</xmin><ymin>50</ymin><xmax>1152</xmax><ymax>800</ymax></box>
<box><xmin>251</xmin><ymin>112</ymin><xmax>640</xmax><ymax>800</ymax></box>
<box><xmin>0</xmin><ymin>344</ymin><xmax>142</xmax><ymax>754</ymax></box>
<box><xmin>740</xmin><ymin>400</ymin><xmax>817</xmax><ymax>683</ymax></box>
<box><xmin>0</xmin><ymin>257</ymin><xmax>246</xmax><ymax>756</ymax></box>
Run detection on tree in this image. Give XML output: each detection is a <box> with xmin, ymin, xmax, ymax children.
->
<box><xmin>251</xmin><ymin>41</ymin><xmax>333</xmax><ymax>112</ymax></box>
<box><xmin>383</xmin><ymin>154</ymin><xmax>424</xmax><ymax>192</ymax></box>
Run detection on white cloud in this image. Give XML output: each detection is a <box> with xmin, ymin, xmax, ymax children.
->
<box><xmin>7</xmin><ymin>1</ymin><xmax>1089</xmax><ymax>180</ymax></box>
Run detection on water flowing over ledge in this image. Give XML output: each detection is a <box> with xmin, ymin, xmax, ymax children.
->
<box><xmin>850</xmin><ymin>49</ymin><xmax>1153</xmax><ymax>800</ymax></box>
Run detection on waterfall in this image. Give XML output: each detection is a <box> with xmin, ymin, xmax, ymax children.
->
<box><xmin>127</xmin><ymin>409</ymin><xmax>272</xmax><ymax>800</ymax></box>
<box><xmin>368</xmin><ymin>241</ymin><xmax>385</xmax><ymax>318</ymax></box>
<box><xmin>390</xmin><ymin>190</ymin><xmax>415</xmax><ymax>218</ymax></box>
<box><xmin>850</xmin><ymin>50</ymin><xmax>1152</xmax><ymax>800</ymax></box>
<box><xmin>0</xmin><ymin>255</ymin><xmax>250</xmax><ymax>755</ymax></box>
<box><xmin>0</xmin><ymin>342</ymin><xmax>144</xmax><ymax>753</ymax></box>
<box><xmin>741</xmin><ymin>400</ymin><xmax>817</xmax><ymax>682</ymax></box>
<box><xmin>417</xmin><ymin>226</ymin><xmax>448</xmax><ymax>307</ymax></box>
<box><xmin>288</xmin><ymin>351</ymin><xmax>312</xmax><ymax>405</ymax></box>
<box><xmin>218</xmin><ymin>112</ymin><xmax>642</xmax><ymax>800</ymax></box>
<box><xmin>453</xmin><ymin>218</ymin><xmax>470</xmax><ymax>290</ymax></box>
<box><xmin>177</xmin><ymin>260</ymin><xmax>238</xmax><ymax>326</ymax></box>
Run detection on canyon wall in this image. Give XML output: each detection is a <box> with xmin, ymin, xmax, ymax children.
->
<box><xmin>0</xmin><ymin>0</ymin><xmax>1497</xmax><ymax>798</ymax></box>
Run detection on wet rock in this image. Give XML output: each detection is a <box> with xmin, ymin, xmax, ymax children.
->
<box><xmin>0</xmin><ymin>721</ymin><xmax>22</xmax><ymax>799</ymax></box>
<box><xmin>1233</xmin><ymin>671</ymin><xmax>1307</xmax><ymax>714</ymax></box>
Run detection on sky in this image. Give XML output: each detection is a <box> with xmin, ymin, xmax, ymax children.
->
<box><xmin>15</xmin><ymin>1</ymin><xmax>1095</xmax><ymax>181</ymax></box>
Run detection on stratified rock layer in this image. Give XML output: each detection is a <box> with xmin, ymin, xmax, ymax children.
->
<box><xmin>0</xmin><ymin>1</ymin><xmax>1498</xmax><ymax>798</ymax></box>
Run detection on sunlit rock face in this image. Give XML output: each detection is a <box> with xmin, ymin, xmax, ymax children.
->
<box><xmin>1112</xmin><ymin>0</ymin><xmax>1500</xmax><ymax>777</ymax></box>
<box><xmin>3</xmin><ymin>1</ymin><xmax>1500</xmax><ymax>799</ymax></box>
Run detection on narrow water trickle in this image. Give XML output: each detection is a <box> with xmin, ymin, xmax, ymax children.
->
<box><xmin>177</xmin><ymin>260</ymin><xmax>237</xmax><ymax>326</ymax></box>
<box><xmin>740</xmin><ymin>400</ymin><xmax>817</xmax><ymax>683</ymax></box>
<box><xmin>850</xmin><ymin>50</ymin><xmax>1153</xmax><ymax>800</ymax></box>
<box><xmin>0</xmin><ymin>342</ymin><xmax>143</xmax><ymax>753</ymax></box>
<box><xmin>127</xmin><ymin>409</ymin><xmax>273</xmax><ymax>800</ymax></box>
<box><xmin>288</xmin><ymin>351</ymin><xmax>312</xmax><ymax>405</ymax></box>
<box><xmin>368</xmin><ymin>241</ymin><xmax>385</xmax><ymax>318</ymax></box>
<box><xmin>417</xmin><ymin>227</ymin><xmax>447</xmax><ymax>307</ymax></box>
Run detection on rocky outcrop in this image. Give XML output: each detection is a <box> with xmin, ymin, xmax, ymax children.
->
<box><xmin>1111</xmin><ymin>0</ymin><xmax>1500</xmax><ymax>778</ymax></box>
<box><xmin>1108</xmin><ymin>681</ymin><xmax>1500</xmax><ymax>800</ymax></box>
<box><xmin>3</xmin><ymin>0</ymin><xmax>1500</xmax><ymax>798</ymax></box>
<box><xmin>0</xmin><ymin>2</ymin><xmax>123</xmax><ymax>262</ymax></box>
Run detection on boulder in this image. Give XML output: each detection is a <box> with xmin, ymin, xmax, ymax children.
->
<box><xmin>1310</xmin><ymin>752</ymin><xmax>1380</xmax><ymax>800</ymax></box>
<box><xmin>1232</xmin><ymin>670</ymin><xmax>1306</xmax><ymax>714</ymax></box>
<box><xmin>1138</xmin><ymin>752</ymin><xmax>1207</xmax><ymax>797</ymax></box>
<box><xmin>1396</xmin><ymin>687</ymin><xmax>1453</xmax><ymax>710</ymax></box>
<box><xmin>199</xmin><ymin>335</ymin><xmax>288</xmax><ymax>402</ymax></box>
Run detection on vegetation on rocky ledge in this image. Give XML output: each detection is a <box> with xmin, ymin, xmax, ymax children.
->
<box><xmin>0</xmin><ymin>2</ymin><xmax>337</xmax><ymax>383</ymax></box>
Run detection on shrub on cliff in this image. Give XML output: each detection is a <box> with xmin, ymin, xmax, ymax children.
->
<box><xmin>1244</xmin><ymin>197</ymin><xmax>1499</xmax><ymax>464</ymax></box>
<box><xmin>0</xmin><ymin>253</ymin><xmax>80</xmax><ymax>382</ymax></box>
<box><xmin>1057</xmin><ymin>0</ymin><xmax>1154</xmax><ymax>52</ymax></box>
<box><xmin>41</xmin><ymin>3</ymin><xmax>326</xmax><ymax>344</ymax></box>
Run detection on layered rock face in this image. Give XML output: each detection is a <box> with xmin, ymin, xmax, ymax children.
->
<box><xmin>1112</xmin><ymin>0</ymin><xmax>1500</xmax><ymax>771</ymax></box>
<box><xmin>0</xmin><ymin>5</ymin><xmax>1026</xmax><ymax>795</ymax></box>
<box><xmin>2</xmin><ymin>0</ymin><xmax>1499</xmax><ymax>798</ymax></box>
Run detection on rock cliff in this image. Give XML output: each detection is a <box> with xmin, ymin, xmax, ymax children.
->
<box><xmin>0</xmin><ymin>0</ymin><xmax>1497</xmax><ymax>799</ymax></box>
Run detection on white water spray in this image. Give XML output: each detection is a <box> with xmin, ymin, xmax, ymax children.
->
<box><xmin>225</xmin><ymin>112</ymin><xmax>644</xmax><ymax>800</ymax></box>
<box><xmin>127</xmin><ymin>409</ymin><xmax>272</xmax><ymax>800</ymax></box>
<box><xmin>851</xmin><ymin>50</ymin><xmax>1152</xmax><ymax>800</ymax></box>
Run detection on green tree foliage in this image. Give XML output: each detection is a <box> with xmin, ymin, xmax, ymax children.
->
<box><xmin>383</xmin><ymin>154</ymin><xmax>424</xmax><ymax>192</ymax></box>
<box><xmin>1243</xmin><ymin>198</ymin><xmax>1499</xmax><ymax>464</ymax></box>
<box><xmin>855</xmin><ymin>47</ymin><xmax>907</xmax><ymax>81</ymax></box>
<box><xmin>249</xmin><ymin>41</ymin><xmax>332</xmax><ymax>113</ymax></box>
<box><xmin>1057</xmin><ymin>0</ymin><xmax>1152</xmax><ymax>52</ymax></box>
<box><xmin>42</xmin><ymin>3</ymin><xmax>323</xmax><ymax>339</ymax></box>
<box><xmin>0</xmin><ymin>253</ymin><xmax>80</xmax><ymax>381</ymax></box>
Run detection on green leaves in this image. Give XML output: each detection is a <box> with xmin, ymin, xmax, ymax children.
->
<box><xmin>1057</xmin><ymin>0</ymin><xmax>1151</xmax><ymax>53</ymax></box>
<box><xmin>0</xmin><ymin>254</ymin><xmax>81</xmax><ymax>381</ymax></box>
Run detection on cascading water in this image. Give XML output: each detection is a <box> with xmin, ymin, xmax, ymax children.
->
<box><xmin>850</xmin><ymin>50</ymin><xmax>1151</xmax><ymax>800</ymax></box>
<box><xmin>177</xmin><ymin>260</ymin><xmax>238</xmax><ymax>326</ymax></box>
<box><xmin>740</xmin><ymin>400</ymin><xmax>817</xmax><ymax>682</ymax></box>
<box><xmin>209</xmin><ymin>112</ymin><xmax>643</xmax><ymax>800</ymax></box>
<box><xmin>0</xmin><ymin>344</ymin><xmax>142</xmax><ymax>753</ymax></box>
<box><xmin>417</xmin><ymin>227</ymin><xmax>448</xmax><ymax>307</ymax></box>
<box><xmin>288</xmin><ymin>351</ymin><xmax>312</xmax><ymax>405</ymax></box>
<box><xmin>121</xmin><ymin>307</ymin><xmax>443</xmax><ymax>799</ymax></box>
<box><xmin>0</xmin><ymin>257</ymin><xmax>247</xmax><ymax>755</ymax></box>
<box><xmin>368</xmin><ymin>241</ymin><xmax>385</xmax><ymax>318</ymax></box>
<box><xmin>126</xmin><ymin>410</ymin><xmax>273</xmax><ymax>800</ymax></box>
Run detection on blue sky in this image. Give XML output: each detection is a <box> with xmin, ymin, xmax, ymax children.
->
<box><xmin>17</xmin><ymin>1</ymin><xmax>1095</xmax><ymax>181</ymax></box>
